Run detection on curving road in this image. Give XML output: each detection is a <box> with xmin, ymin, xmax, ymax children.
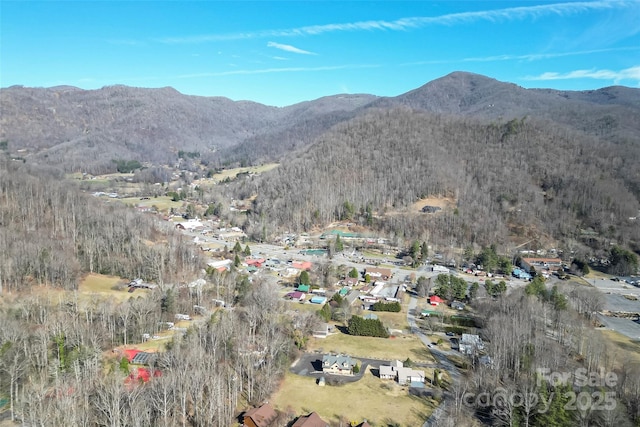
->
<box><xmin>407</xmin><ymin>297</ymin><xmax>462</xmax><ymax>426</ymax></box>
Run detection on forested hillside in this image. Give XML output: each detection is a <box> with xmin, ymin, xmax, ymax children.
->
<box><xmin>0</xmin><ymin>160</ymin><xmax>200</xmax><ymax>291</ymax></box>
<box><xmin>2</xmin><ymin>72</ymin><xmax>639</xmax><ymax>253</ymax></box>
<box><xmin>0</xmin><ymin>85</ymin><xmax>372</xmax><ymax>173</ymax></box>
<box><xmin>242</xmin><ymin>108</ymin><xmax>640</xmax><ymax>251</ymax></box>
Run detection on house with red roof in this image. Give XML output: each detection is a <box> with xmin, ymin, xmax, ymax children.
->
<box><xmin>246</xmin><ymin>258</ymin><xmax>266</xmax><ymax>268</ymax></box>
<box><xmin>122</xmin><ymin>349</ymin><xmax>140</xmax><ymax>362</ymax></box>
<box><xmin>291</xmin><ymin>411</ymin><xmax>329</xmax><ymax>427</ymax></box>
<box><xmin>125</xmin><ymin>367</ymin><xmax>162</xmax><ymax>385</ymax></box>
<box><xmin>242</xmin><ymin>403</ymin><xmax>277</xmax><ymax>427</ymax></box>
<box><xmin>428</xmin><ymin>295</ymin><xmax>444</xmax><ymax>306</ymax></box>
<box><xmin>292</xmin><ymin>261</ymin><xmax>312</xmax><ymax>271</ymax></box>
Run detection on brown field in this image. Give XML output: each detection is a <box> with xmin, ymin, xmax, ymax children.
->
<box><xmin>78</xmin><ymin>273</ymin><xmax>149</xmax><ymax>303</ymax></box>
<box><xmin>598</xmin><ymin>329</ymin><xmax>640</xmax><ymax>365</ymax></box>
<box><xmin>118</xmin><ymin>195</ymin><xmax>184</xmax><ymax>212</ymax></box>
<box><xmin>205</xmin><ymin>163</ymin><xmax>279</xmax><ymax>184</ymax></box>
<box><xmin>411</xmin><ymin>196</ymin><xmax>457</xmax><ymax>213</ymax></box>
<box><xmin>306</xmin><ymin>328</ymin><xmax>436</xmax><ymax>364</ymax></box>
<box><xmin>270</xmin><ymin>369</ymin><xmax>437</xmax><ymax>427</ymax></box>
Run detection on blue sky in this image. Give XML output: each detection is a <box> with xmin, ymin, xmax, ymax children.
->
<box><xmin>1</xmin><ymin>1</ymin><xmax>639</xmax><ymax>106</ymax></box>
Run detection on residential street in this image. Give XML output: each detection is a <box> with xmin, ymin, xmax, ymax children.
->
<box><xmin>407</xmin><ymin>297</ymin><xmax>462</xmax><ymax>426</ymax></box>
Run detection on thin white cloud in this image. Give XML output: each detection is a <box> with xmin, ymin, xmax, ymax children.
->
<box><xmin>175</xmin><ymin>64</ymin><xmax>379</xmax><ymax>79</ymax></box>
<box><xmin>157</xmin><ymin>1</ymin><xmax>635</xmax><ymax>44</ymax></box>
<box><xmin>462</xmin><ymin>46</ymin><xmax>640</xmax><ymax>63</ymax></box>
<box><xmin>400</xmin><ymin>46</ymin><xmax>640</xmax><ymax>66</ymax></box>
<box><xmin>524</xmin><ymin>66</ymin><xmax>640</xmax><ymax>85</ymax></box>
<box><xmin>267</xmin><ymin>41</ymin><xmax>316</xmax><ymax>55</ymax></box>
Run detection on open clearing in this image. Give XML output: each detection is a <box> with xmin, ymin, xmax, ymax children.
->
<box><xmin>411</xmin><ymin>196</ymin><xmax>457</xmax><ymax>213</ymax></box>
<box><xmin>306</xmin><ymin>329</ymin><xmax>436</xmax><ymax>364</ymax></box>
<box><xmin>78</xmin><ymin>273</ymin><xmax>148</xmax><ymax>303</ymax></box>
<box><xmin>599</xmin><ymin>329</ymin><xmax>640</xmax><ymax>365</ymax></box>
<box><xmin>271</xmin><ymin>369</ymin><xmax>436</xmax><ymax>427</ymax></box>
<box><xmin>207</xmin><ymin>163</ymin><xmax>279</xmax><ymax>184</ymax></box>
<box><xmin>118</xmin><ymin>195</ymin><xmax>184</xmax><ymax>212</ymax></box>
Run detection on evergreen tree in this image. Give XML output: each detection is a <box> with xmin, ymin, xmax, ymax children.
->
<box><xmin>318</xmin><ymin>303</ymin><xmax>332</xmax><ymax>322</ymax></box>
<box><xmin>421</xmin><ymin>242</ymin><xmax>429</xmax><ymax>259</ymax></box>
<box><xmin>243</xmin><ymin>245</ymin><xmax>251</xmax><ymax>256</ymax></box>
<box><xmin>334</xmin><ymin>235</ymin><xmax>344</xmax><ymax>252</ymax></box>
<box><xmin>468</xmin><ymin>282</ymin><xmax>479</xmax><ymax>300</ymax></box>
<box><xmin>299</xmin><ymin>270</ymin><xmax>310</xmax><ymax>285</ymax></box>
<box><xmin>348</xmin><ymin>268</ymin><xmax>359</xmax><ymax>278</ymax></box>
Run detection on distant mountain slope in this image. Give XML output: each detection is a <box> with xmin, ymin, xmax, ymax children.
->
<box><xmin>374</xmin><ymin>71</ymin><xmax>640</xmax><ymax>141</ymax></box>
<box><xmin>0</xmin><ymin>85</ymin><xmax>373</xmax><ymax>173</ymax></box>
<box><xmin>224</xmin><ymin>72</ymin><xmax>640</xmax><ymax>165</ymax></box>
<box><xmin>243</xmin><ymin>108</ymin><xmax>640</xmax><ymax>251</ymax></box>
<box><xmin>1</xmin><ymin>71</ymin><xmax>638</xmax><ymax>174</ymax></box>
<box><xmin>215</xmin><ymin>94</ymin><xmax>376</xmax><ymax>165</ymax></box>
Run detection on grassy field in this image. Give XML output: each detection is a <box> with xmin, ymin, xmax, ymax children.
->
<box><xmin>207</xmin><ymin>163</ymin><xmax>279</xmax><ymax>183</ymax></box>
<box><xmin>118</xmin><ymin>195</ymin><xmax>184</xmax><ymax>212</ymax></box>
<box><xmin>306</xmin><ymin>329</ymin><xmax>436</xmax><ymax>364</ymax></box>
<box><xmin>598</xmin><ymin>329</ymin><xmax>640</xmax><ymax>365</ymax></box>
<box><xmin>369</xmin><ymin>310</ymin><xmax>410</xmax><ymax>331</ymax></box>
<box><xmin>78</xmin><ymin>273</ymin><xmax>149</xmax><ymax>303</ymax></box>
<box><xmin>270</xmin><ymin>369</ymin><xmax>437</xmax><ymax>427</ymax></box>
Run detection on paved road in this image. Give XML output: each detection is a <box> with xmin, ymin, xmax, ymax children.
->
<box><xmin>407</xmin><ymin>297</ymin><xmax>462</xmax><ymax>427</ymax></box>
<box><xmin>597</xmin><ymin>314</ymin><xmax>640</xmax><ymax>340</ymax></box>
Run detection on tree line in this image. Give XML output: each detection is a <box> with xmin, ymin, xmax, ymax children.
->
<box><xmin>0</xmin><ymin>160</ymin><xmax>201</xmax><ymax>292</ymax></box>
<box><xmin>0</xmin><ymin>272</ymin><xmax>308</xmax><ymax>426</ymax></box>
<box><xmin>238</xmin><ymin>108</ymin><xmax>639</xmax><ymax>260</ymax></box>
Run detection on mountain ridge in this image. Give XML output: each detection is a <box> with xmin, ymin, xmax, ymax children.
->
<box><xmin>1</xmin><ymin>71</ymin><xmax>639</xmax><ymax>173</ymax></box>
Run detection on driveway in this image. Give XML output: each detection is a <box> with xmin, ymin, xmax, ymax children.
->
<box><xmin>290</xmin><ymin>352</ymin><xmax>387</xmax><ymax>383</ymax></box>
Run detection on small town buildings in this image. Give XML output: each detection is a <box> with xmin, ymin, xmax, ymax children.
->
<box><xmin>291</xmin><ymin>412</ymin><xmax>330</xmax><ymax>427</ymax></box>
<box><xmin>520</xmin><ymin>257</ymin><xmax>563</xmax><ymax>273</ymax></box>
<box><xmin>397</xmin><ymin>366</ymin><xmax>426</xmax><ymax>386</ymax></box>
<box><xmin>459</xmin><ymin>334</ymin><xmax>484</xmax><ymax>355</ymax></box>
<box><xmin>322</xmin><ymin>354</ymin><xmax>356</xmax><ymax>375</ymax></box>
<box><xmin>313</xmin><ymin>322</ymin><xmax>331</xmax><ymax>339</ymax></box>
<box><xmin>365</xmin><ymin>267</ymin><xmax>392</xmax><ymax>280</ymax></box>
<box><xmin>451</xmin><ymin>301</ymin><xmax>465</xmax><ymax>310</ymax></box>
<box><xmin>378</xmin><ymin>360</ymin><xmax>425</xmax><ymax>386</ymax></box>
<box><xmin>428</xmin><ymin>295</ymin><xmax>444</xmax><ymax>306</ymax></box>
<box><xmin>512</xmin><ymin>268</ymin><xmax>532</xmax><ymax>280</ymax></box>
<box><xmin>420</xmin><ymin>309</ymin><xmax>441</xmax><ymax>317</ymax></box>
<box><xmin>175</xmin><ymin>219</ymin><xmax>204</xmax><ymax>231</ymax></box>
<box><xmin>286</xmin><ymin>291</ymin><xmax>306</xmax><ymax>302</ymax></box>
<box><xmin>292</xmin><ymin>261</ymin><xmax>313</xmax><ymax>271</ymax></box>
<box><xmin>297</xmin><ymin>284</ymin><xmax>311</xmax><ymax>293</ymax></box>
<box><xmin>242</xmin><ymin>403</ymin><xmax>277</xmax><ymax>427</ymax></box>
<box><xmin>246</xmin><ymin>258</ymin><xmax>265</xmax><ymax>268</ymax></box>
<box><xmin>379</xmin><ymin>360</ymin><xmax>403</xmax><ymax>380</ymax></box>
<box><xmin>207</xmin><ymin>259</ymin><xmax>233</xmax><ymax>271</ymax></box>
<box><xmin>344</xmin><ymin>277</ymin><xmax>359</xmax><ymax>286</ymax></box>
